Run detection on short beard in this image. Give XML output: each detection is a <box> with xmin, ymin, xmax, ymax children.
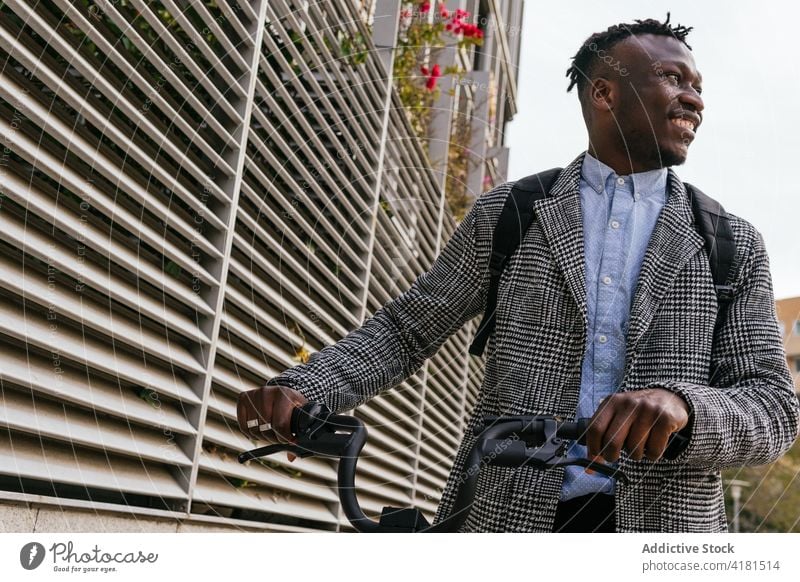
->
<box><xmin>657</xmin><ymin>145</ymin><xmax>688</xmax><ymax>168</ymax></box>
<box><xmin>617</xmin><ymin>127</ymin><xmax>687</xmax><ymax>170</ymax></box>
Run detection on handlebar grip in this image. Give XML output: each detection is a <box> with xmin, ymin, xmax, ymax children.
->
<box><xmin>290</xmin><ymin>401</ymin><xmax>330</xmax><ymax>437</ymax></box>
<box><xmin>571</xmin><ymin>418</ymin><xmax>688</xmax><ymax>459</ymax></box>
<box><xmin>476</xmin><ymin>415</ymin><xmax>688</xmax><ymax>459</ymax></box>
<box><xmin>572</xmin><ymin>418</ymin><xmax>590</xmax><ymax>442</ymax></box>
<box><xmin>562</xmin><ymin>417</ymin><xmax>688</xmax><ymax>458</ymax></box>
<box><xmin>290</xmin><ymin>405</ymin><xmax>303</xmax><ymax>436</ymax></box>
<box><xmin>662</xmin><ymin>430</ymin><xmax>690</xmax><ymax>460</ymax></box>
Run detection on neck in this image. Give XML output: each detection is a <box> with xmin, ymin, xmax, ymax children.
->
<box><xmin>586</xmin><ymin>142</ymin><xmax>666</xmax><ymax>176</ymax></box>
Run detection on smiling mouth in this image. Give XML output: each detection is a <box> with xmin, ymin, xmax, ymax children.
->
<box><xmin>670</xmin><ymin>117</ymin><xmax>696</xmax><ymax>133</ymax></box>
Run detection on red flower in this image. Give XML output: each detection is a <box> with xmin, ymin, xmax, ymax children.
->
<box><xmin>440</xmin><ymin>7</ymin><xmax>449</xmax><ymax>18</ymax></box>
<box><xmin>450</xmin><ymin>20</ymin><xmax>482</xmax><ymax>39</ymax></box>
<box><xmin>420</xmin><ymin>65</ymin><xmax>429</xmax><ymax>75</ymax></box>
<box><xmin>420</xmin><ymin>1</ymin><xmax>430</xmax><ymax>13</ymax></box>
<box><xmin>423</xmin><ymin>64</ymin><xmax>441</xmax><ymax>91</ymax></box>
<box><xmin>445</xmin><ymin>23</ymin><xmax>453</xmax><ymax>31</ymax></box>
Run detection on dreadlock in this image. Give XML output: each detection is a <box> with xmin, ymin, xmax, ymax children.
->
<box><xmin>566</xmin><ymin>13</ymin><xmax>693</xmax><ymax>96</ymax></box>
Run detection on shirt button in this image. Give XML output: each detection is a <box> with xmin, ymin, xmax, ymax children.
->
<box><xmin>602</xmin><ymin>276</ymin><xmax>612</xmax><ymax>285</ymax></box>
<box><xmin>598</xmin><ymin>334</ymin><xmax>608</xmax><ymax>344</ymax></box>
<box><xmin>610</xmin><ymin>220</ymin><xmax>620</xmax><ymax>229</ymax></box>
<box><xmin>616</xmin><ymin>177</ymin><xmax>625</xmax><ymax>185</ymax></box>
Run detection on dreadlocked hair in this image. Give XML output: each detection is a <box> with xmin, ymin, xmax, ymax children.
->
<box><xmin>566</xmin><ymin>13</ymin><xmax>693</xmax><ymax>95</ymax></box>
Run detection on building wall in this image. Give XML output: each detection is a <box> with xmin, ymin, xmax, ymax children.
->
<box><xmin>776</xmin><ymin>296</ymin><xmax>800</xmax><ymax>393</ymax></box>
<box><xmin>0</xmin><ymin>0</ymin><xmax>520</xmax><ymax>532</ymax></box>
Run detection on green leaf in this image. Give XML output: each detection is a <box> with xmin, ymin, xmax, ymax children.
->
<box><xmin>226</xmin><ymin>477</ymin><xmax>257</xmax><ymax>489</ymax></box>
<box><xmin>136</xmin><ymin>388</ymin><xmax>160</xmax><ymax>408</ymax></box>
<box><xmin>164</xmin><ymin>260</ymin><xmax>182</xmax><ymax>278</ymax></box>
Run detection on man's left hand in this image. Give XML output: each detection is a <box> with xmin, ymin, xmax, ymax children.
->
<box><xmin>585</xmin><ymin>388</ymin><xmax>690</xmax><ymax>463</ymax></box>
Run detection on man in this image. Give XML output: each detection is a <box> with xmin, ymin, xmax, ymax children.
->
<box><xmin>237</xmin><ymin>16</ymin><xmax>799</xmax><ymax>532</ymax></box>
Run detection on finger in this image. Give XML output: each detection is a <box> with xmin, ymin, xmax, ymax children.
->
<box><xmin>255</xmin><ymin>387</ymin><xmax>279</xmax><ymax>440</ymax></box>
<box><xmin>277</xmin><ymin>389</ymin><xmax>308</xmax><ymax>442</ymax></box>
<box><xmin>236</xmin><ymin>391</ymin><xmax>248</xmax><ymax>435</ymax></box>
<box><xmin>644</xmin><ymin>419</ymin><xmax>672</xmax><ymax>461</ymax></box>
<box><xmin>599</xmin><ymin>402</ymin><xmax>637</xmax><ymax>463</ymax></box>
<box><xmin>584</xmin><ymin>454</ymin><xmax>604</xmax><ymax>475</ymax></box>
<box><xmin>272</xmin><ymin>391</ymin><xmax>299</xmax><ymax>443</ymax></box>
<box><xmin>586</xmin><ymin>399</ymin><xmax>613</xmax><ymax>461</ymax></box>
<box><xmin>599</xmin><ymin>394</ymin><xmax>637</xmax><ymax>463</ymax></box>
<box><xmin>237</xmin><ymin>389</ymin><xmax>263</xmax><ymax>439</ymax></box>
<box><xmin>249</xmin><ymin>387</ymin><xmax>276</xmax><ymax>440</ymax></box>
<box><xmin>625</xmin><ymin>415</ymin><xmax>652</xmax><ymax>461</ymax></box>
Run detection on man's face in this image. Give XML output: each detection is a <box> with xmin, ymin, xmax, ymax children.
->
<box><xmin>603</xmin><ymin>34</ymin><xmax>704</xmax><ymax>168</ymax></box>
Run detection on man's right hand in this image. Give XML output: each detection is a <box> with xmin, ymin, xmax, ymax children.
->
<box><xmin>236</xmin><ymin>385</ymin><xmax>308</xmax><ymax>455</ymax></box>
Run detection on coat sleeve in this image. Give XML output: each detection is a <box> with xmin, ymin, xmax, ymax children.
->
<box><xmin>651</xmin><ymin>226</ymin><xmax>800</xmax><ymax>468</ymax></box>
<box><xmin>262</xmin><ymin>184</ymin><xmax>508</xmax><ymax>413</ymax></box>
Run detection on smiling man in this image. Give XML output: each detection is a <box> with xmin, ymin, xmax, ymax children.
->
<box><xmin>238</xmin><ymin>16</ymin><xmax>799</xmax><ymax>532</ymax></box>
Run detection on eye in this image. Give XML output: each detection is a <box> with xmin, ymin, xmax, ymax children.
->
<box><xmin>693</xmin><ymin>86</ymin><xmax>703</xmax><ymax>95</ymax></box>
<box><xmin>664</xmin><ymin>72</ymin><xmax>680</xmax><ymax>84</ymax></box>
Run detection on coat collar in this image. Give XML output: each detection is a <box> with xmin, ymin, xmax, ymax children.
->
<box><xmin>532</xmin><ymin>152</ymin><xmax>705</xmax><ymax>352</ymax></box>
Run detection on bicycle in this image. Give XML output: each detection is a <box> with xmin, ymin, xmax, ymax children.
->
<box><xmin>238</xmin><ymin>401</ymin><xmax>686</xmax><ymax>532</ymax></box>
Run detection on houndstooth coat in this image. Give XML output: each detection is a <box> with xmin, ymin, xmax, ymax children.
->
<box><xmin>266</xmin><ymin>152</ymin><xmax>800</xmax><ymax>532</ymax></box>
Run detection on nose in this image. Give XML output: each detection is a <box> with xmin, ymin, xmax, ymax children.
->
<box><xmin>679</xmin><ymin>85</ymin><xmax>704</xmax><ymax>115</ymax></box>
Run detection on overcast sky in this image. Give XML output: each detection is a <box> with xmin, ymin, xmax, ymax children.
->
<box><xmin>505</xmin><ymin>1</ymin><xmax>799</xmax><ymax>301</ymax></box>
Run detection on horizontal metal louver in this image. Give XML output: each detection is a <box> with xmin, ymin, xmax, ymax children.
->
<box><xmin>1</xmin><ymin>0</ymin><xmax>519</xmax><ymax>531</ymax></box>
<box><xmin>0</xmin><ymin>0</ymin><xmax>244</xmax><ymax>515</ymax></box>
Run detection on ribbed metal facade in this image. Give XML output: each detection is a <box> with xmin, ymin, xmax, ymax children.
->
<box><xmin>0</xmin><ymin>0</ymin><xmax>522</xmax><ymax>531</ymax></box>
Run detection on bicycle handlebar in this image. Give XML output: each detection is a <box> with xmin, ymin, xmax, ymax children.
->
<box><xmin>238</xmin><ymin>402</ymin><xmax>688</xmax><ymax>532</ymax></box>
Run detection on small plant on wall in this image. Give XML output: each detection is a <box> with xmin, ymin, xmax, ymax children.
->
<box><xmin>445</xmin><ymin>106</ymin><xmax>473</xmax><ymax>222</ymax></box>
<box><xmin>393</xmin><ymin>1</ymin><xmax>483</xmax><ymax>146</ymax></box>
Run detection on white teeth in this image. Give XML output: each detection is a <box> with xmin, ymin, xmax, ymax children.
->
<box><xmin>671</xmin><ymin>118</ymin><xmax>696</xmax><ymax>131</ymax></box>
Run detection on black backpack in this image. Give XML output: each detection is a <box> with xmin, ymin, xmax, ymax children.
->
<box><xmin>468</xmin><ymin>168</ymin><xmax>736</xmax><ymax>357</ymax></box>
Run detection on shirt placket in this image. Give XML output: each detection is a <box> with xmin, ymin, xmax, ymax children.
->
<box><xmin>591</xmin><ymin>175</ymin><xmax>634</xmax><ymax>410</ymax></box>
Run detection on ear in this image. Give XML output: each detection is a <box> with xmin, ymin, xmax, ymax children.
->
<box><xmin>587</xmin><ymin>77</ymin><xmax>617</xmax><ymax>112</ymax></box>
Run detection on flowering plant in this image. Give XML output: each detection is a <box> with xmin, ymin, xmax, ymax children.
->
<box><xmin>393</xmin><ymin>1</ymin><xmax>483</xmax><ymax>144</ymax></box>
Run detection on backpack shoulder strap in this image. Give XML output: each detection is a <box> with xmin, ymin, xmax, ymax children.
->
<box><xmin>684</xmin><ymin>182</ymin><xmax>737</xmax><ymax>333</ymax></box>
<box><xmin>469</xmin><ymin>168</ymin><xmax>563</xmax><ymax>356</ymax></box>
<box><xmin>684</xmin><ymin>182</ymin><xmax>736</xmax><ymax>299</ymax></box>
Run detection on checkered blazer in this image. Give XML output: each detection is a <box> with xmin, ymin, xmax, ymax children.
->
<box><xmin>267</xmin><ymin>152</ymin><xmax>799</xmax><ymax>532</ymax></box>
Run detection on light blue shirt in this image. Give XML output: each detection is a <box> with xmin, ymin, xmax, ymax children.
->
<box><xmin>560</xmin><ymin>152</ymin><xmax>668</xmax><ymax>501</ymax></box>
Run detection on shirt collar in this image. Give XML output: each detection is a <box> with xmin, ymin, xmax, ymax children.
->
<box><xmin>580</xmin><ymin>151</ymin><xmax>668</xmax><ymax>199</ymax></box>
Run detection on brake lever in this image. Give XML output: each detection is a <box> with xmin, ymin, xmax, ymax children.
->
<box><xmin>477</xmin><ymin>417</ymin><xmax>629</xmax><ymax>484</ymax></box>
<box><xmin>238</xmin><ymin>443</ymin><xmax>312</xmax><ymax>464</ymax></box>
<box><xmin>535</xmin><ymin>417</ymin><xmax>628</xmax><ymax>483</ymax></box>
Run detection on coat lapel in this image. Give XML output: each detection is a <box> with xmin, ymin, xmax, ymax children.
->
<box><xmin>534</xmin><ymin>155</ymin><xmax>588</xmax><ymax>332</ymax></box>
<box><xmin>625</xmin><ymin>170</ymin><xmax>705</xmax><ymax>355</ymax></box>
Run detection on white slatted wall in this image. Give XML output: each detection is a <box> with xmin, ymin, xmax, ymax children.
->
<box><xmin>0</xmin><ymin>0</ymin><xmax>490</xmax><ymax>531</ymax></box>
